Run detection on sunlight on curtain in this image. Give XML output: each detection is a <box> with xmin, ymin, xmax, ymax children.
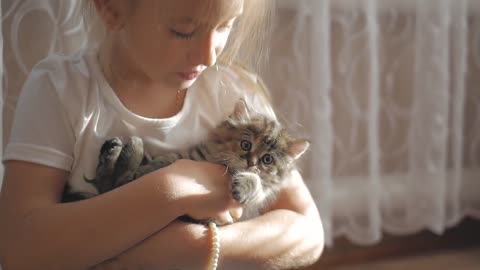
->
<box><xmin>269</xmin><ymin>0</ymin><xmax>480</xmax><ymax>245</ymax></box>
<box><xmin>1</xmin><ymin>0</ymin><xmax>479</xmax><ymax>246</ymax></box>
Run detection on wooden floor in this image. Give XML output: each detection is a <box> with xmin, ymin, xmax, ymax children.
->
<box><xmin>301</xmin><ymin>218</ymin><xmax>480</xmax><ymax>270</ymax></box>
<box><xmin>335</xmin><ymin>247</ymin><xmax>480</xmax><ymax>270</ymax></box>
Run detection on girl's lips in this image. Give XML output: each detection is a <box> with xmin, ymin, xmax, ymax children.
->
<box><xmin>178</xmin><ymin>71</ymin><xmax>200</xmax><ymax>80</ymax></box>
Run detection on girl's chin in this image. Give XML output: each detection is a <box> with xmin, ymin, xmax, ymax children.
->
<box><xmin>160</xmin><ymin>73</ymin><xmax>200</xmax><ymax>90</ymax></box>
<box><xmin>175</xmin><ymin>78</ymin><xmax>198</xmax><ymax>89</ymax></box>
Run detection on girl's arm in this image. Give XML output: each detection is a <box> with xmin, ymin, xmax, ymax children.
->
<box><xmin>219</xmin><ymin>169</ymin><xmax>324</xmax><ymax>270</ymax></box>
<box><xmin>98</xmin><ymin>170</ymin><xmax>324</xmax><ymax>270</ymax></box>
<box><xmin>0</xmin><ymin>160</ymin><xmax>235</xmax><ymax>270</ymax></box>
<box><xmin>0</xmin><ymin>161</ymin><xmax>180</xmax><ymax>270</ymax></box>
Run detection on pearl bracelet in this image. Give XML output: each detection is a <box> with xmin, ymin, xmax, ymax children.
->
<box><xmin>206</xmin><ymin>222</ymin><xmax>220</xmax><ymax>270</ymax></box>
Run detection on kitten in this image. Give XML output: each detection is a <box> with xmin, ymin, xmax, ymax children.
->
<box><xmin>63</xmin><ymin>99</ymin><xmax>309</xmax><ymax>222</ymax></box>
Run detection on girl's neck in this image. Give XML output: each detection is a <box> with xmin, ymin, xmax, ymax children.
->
<box><xmin>98</xmin><ymin>38</ymin><xmax>186</xmax><ymax>119</ymax></box>
<box><xmin>99</xmin><ymin>38</ymin><xmax>154</xmax><ymax>93</ymax></box>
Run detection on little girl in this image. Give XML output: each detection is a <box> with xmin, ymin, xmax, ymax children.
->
<box><xmin>0</xmin><ymin>0</ymin><xmax>324</xmax><ymax>269</ymax></box>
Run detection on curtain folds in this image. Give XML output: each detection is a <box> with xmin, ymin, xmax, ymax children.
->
<box><xmin>268</xmin><ymin>0</ymin><xmax>480</xmax><ymax>245</ymax></box>
<box><xmin>1</xmin><ymin>0</ymin><xmax>479</xmax><ymax>246</ymax></box>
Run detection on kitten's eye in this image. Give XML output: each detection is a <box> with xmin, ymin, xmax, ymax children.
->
<box><xmin>262</xmin><ymin>154</ymin><xmax>274</xmax><ymax>165</ymax></box>
<box><xmin>240</xmin><ymin>140</ymin><xmax>252</xmax><ymax>151</ymax></box>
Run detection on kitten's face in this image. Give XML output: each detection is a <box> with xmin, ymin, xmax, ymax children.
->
<box><xmin>211</xmin><ymin>100</ymin><xmax>309</xmax><ymax>188</ymax></box>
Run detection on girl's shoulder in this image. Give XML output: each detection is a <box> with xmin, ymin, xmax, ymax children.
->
<box><xmin>23</xmin><ymin>47</ymin><xmax>100</xmax><ymax>103</ymax></box>
<box><xmin>17</xmin><ymin>48</ymin><xmax>103</xmax><ymax>131</ymax></box>
<box><xmin>30</xmin><ymin>48</ymin><xmax>97</xmax><ymax>85</ymax></box>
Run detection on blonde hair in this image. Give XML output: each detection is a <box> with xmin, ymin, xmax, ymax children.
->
<box><xmin>219</xmin><ymin>0</ymin><xmax>275</xmax><ymax>102</ymax></box>
<box><xmin>219</xmin><ymin>0</ymin><xmax>274</xmax><ymax>74</ymax></box>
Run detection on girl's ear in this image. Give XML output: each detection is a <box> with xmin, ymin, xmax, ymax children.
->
<box><xmin>93</xmin><ymin>0</ymin><xmax>130</xmax><ymax>31</ymax></box>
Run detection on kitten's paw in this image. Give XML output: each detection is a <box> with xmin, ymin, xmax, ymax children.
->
<box><xmin>100</xmin><ymin>137</ymin><xmax>123</xmax><ymax>156</ymax></box>
<box><xmin>113</xmin><ymin>136</ymin><xmax>145</xmax><ymax>186</ymax></box>
<box><xmin>95</xmin><ymin>137</ymin><xmax>123</xmax><ymax>193</ymax></box>
<box><xmin>231</xmin><ymin>172</ymin><xmax>262</xmax><ymax>204</ymax></box>
<box><xmin>116</xmin><ymin>136</ymin><xmax>144</xmax><ymax>171</ymax></box>
<box><xmin>98</xmin><ymin>137</ymin><xmax>123</xmax><ymax>173</ymax></box>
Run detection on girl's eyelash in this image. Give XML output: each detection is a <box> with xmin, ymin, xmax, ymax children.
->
<box><xmin>171</xmin><ymin>30</ymin><xmax>194</xmax><ymax>40</ymax></box>
<box><xmin>170</xmin><ymin>21</ymin><xmax>234</xmax><ymax>39</ymax></box>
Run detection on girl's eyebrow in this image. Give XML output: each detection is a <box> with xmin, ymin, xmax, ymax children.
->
<box><xmin>169</xmin><ymin>17</ymin><xmax>197</xmax><ymax>24</ymax></box>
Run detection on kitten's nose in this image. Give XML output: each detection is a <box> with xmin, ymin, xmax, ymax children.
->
<box><xmin>247</xmin><ymin>157</ymin><xmax>257</xmax><ymax>167</ymax></box>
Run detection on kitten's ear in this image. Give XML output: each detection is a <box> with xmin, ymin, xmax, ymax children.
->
<box><xmin>287</xmin><ymin>139</ymin><xmax>310</xmax><ymax>160</ymax></box>
<box><xmin>231</xmin><ymin>99</ymin><xmax>251</xmax><ymax>121</ymax></box>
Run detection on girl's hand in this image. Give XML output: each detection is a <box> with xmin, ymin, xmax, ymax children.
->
<box><xmin>158</xmin><ymin>159</ymin><xmax>243</xmax><ymax>225</ymax></box>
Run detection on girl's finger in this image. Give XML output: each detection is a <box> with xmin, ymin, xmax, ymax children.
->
<box><xmin>230</xmin><ymin>207</ymin><xmax>243</xmax><ymax>221</ymax></box>
<box><xmin>214</xmin><ymin>211</ymin><xmax>234</xmax><ymax>225</ymax></box>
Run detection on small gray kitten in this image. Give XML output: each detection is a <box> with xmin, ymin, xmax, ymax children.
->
<box><xmin>63</xmin><ymin>100</ymin><xmax>309</xmax><ymax>222</ymax></box>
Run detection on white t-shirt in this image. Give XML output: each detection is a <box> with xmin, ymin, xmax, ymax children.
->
<box><xmin>3</xmin><ymin>48</ymin><xmax>275</xmax><ymax>196</ymax></box>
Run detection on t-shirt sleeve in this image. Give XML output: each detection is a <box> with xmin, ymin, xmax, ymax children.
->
<box><xmin>3</xmin><ymin>59</ymin><xmax>75</xmax><ymax>171</ymax></box>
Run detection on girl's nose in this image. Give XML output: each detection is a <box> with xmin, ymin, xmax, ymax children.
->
<box><xmin>189</xmin><ymin>32</ymin><xmax>217</xmax><ymax>67</ymax></box>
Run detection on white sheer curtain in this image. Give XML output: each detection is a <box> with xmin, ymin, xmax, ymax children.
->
<box><xmin>1</xmin><ymin>0</ymin><xmax>479</xmax><ymax>246</ymax></box>
<box><xmin>268</xmin><ymin>0</ymin><xmax>480</xmax><ymax>246</ymax></box>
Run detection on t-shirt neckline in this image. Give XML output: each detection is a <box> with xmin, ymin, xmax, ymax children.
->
<box><xmin>88</xmin><ymin>49</ymin><xmax>194</xmax><ymax>130</ymax></box>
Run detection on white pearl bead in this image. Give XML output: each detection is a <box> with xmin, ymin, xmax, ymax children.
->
<box><xmin>207</xmin><ymin>222</ymin><xmax>220</xmax><ymax>270</ymax></box>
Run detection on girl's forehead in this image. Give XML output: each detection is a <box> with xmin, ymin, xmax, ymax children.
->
<box><xmin>158</xmin><ymin>0</ymin><xmax>244</xmax><ymax>24</ymax></box>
